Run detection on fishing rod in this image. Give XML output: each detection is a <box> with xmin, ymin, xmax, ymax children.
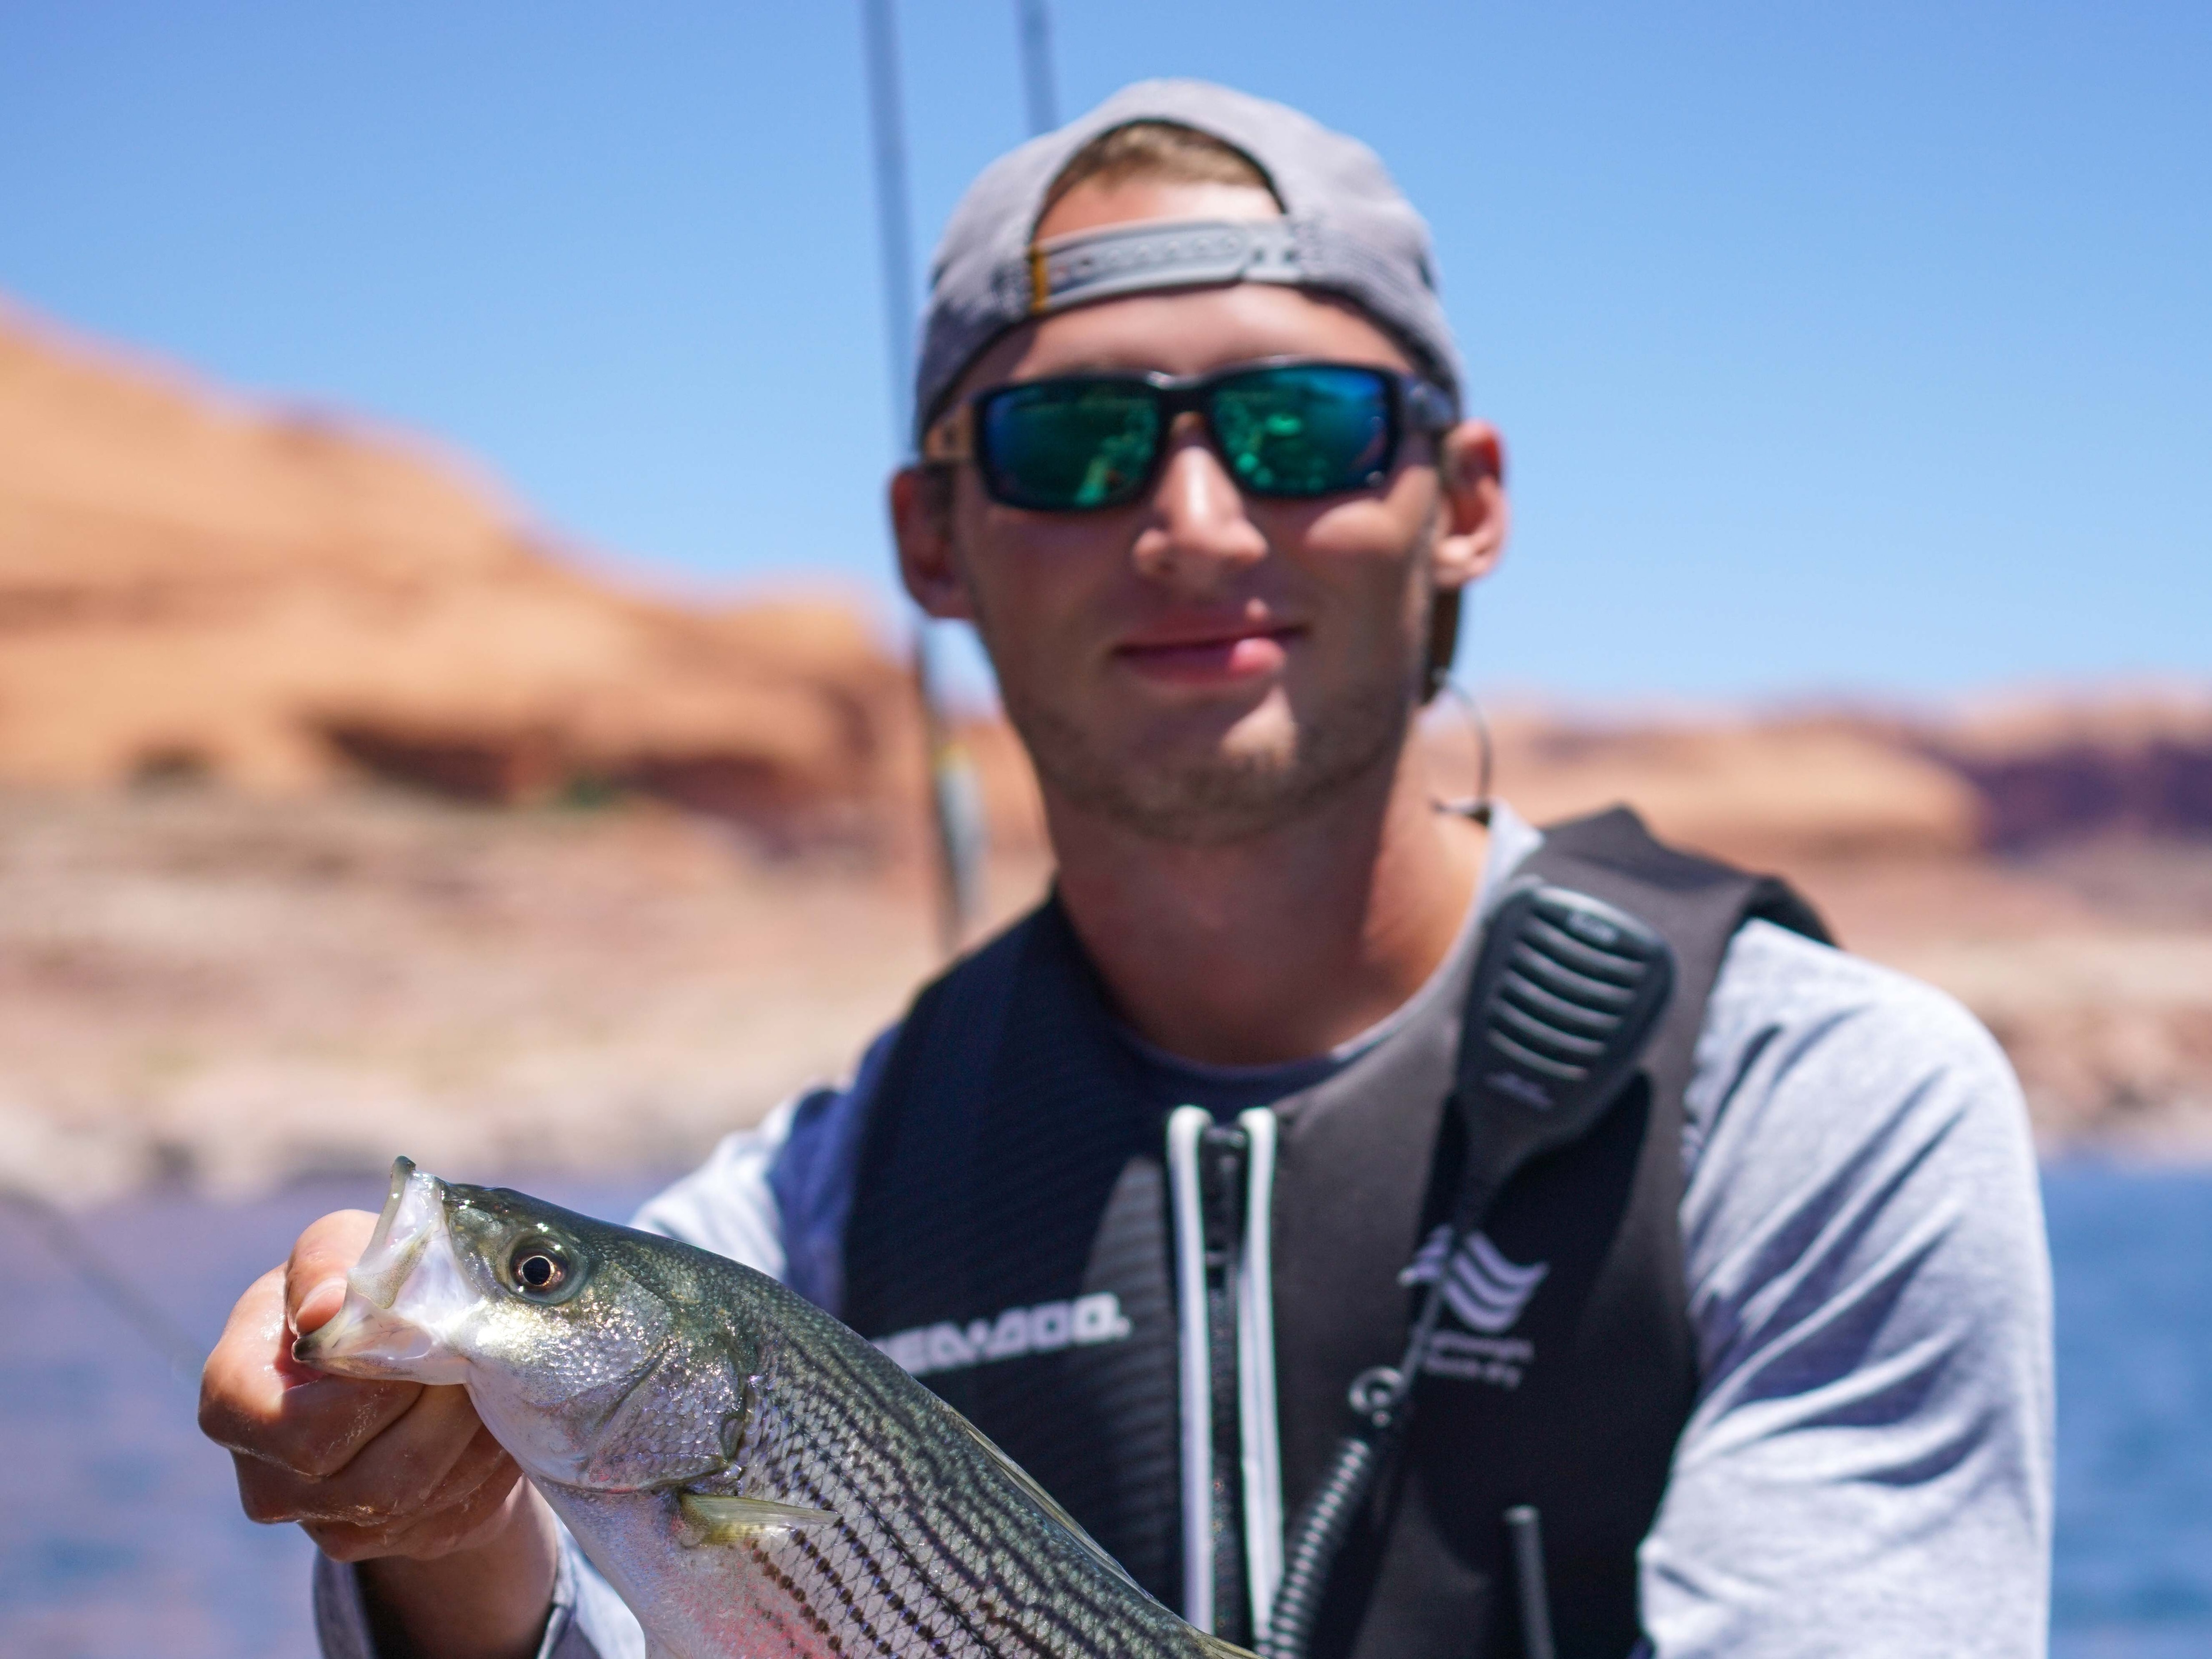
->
<box><xmin>1014</xmin><ymin>0</ymin><xmax>1060</xmax><ymax>135</ymax></box>
<box><xmin>859</xmin><ymin>0</ymin><xmax>989</xmax><ymax>959</ymax></box>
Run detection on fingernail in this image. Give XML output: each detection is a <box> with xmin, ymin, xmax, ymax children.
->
<box><xmin>292</xmin><ymin>1276</ymin><xmax>347</xmax><ymax>1336</ymax></box>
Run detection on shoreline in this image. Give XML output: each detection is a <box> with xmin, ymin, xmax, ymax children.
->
<box><xmin>3</xmin><ymin>786</ymin><xmax>2207</xmax><ymax>1205</ymax></box>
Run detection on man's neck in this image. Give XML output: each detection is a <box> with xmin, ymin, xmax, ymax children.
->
<box><xmin>1043</xmin><ymin>744</ymin><xmax>1486</xmax><ymax>1068</ymax></box>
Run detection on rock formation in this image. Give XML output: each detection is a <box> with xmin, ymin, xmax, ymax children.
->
<box><xmin>1921</xmin><ymin>692</ymin><xmax>2212</xmax><ymax>851</ymax></box>
<box><xmin>0</xmin><ymin>300</ymin><xmax>918</xmax><ymax>851</ymax></box>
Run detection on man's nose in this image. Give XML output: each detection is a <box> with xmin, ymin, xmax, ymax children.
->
<box><xmin>1131</xmin><ymin>416</ymin><xmax>1268</xmax><ymax>585</ymax></box>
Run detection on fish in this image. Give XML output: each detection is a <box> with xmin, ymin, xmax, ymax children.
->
<box><xmin>299</xmin><ymin>1157</ymin><xmax>1252</xmax><ymax>1659</ymax></box>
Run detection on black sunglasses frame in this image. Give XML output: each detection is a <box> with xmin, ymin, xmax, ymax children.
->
<box><xmin>921</xmin><ymin>358</ymin><xmax>1459</xmax><ymax>512</ymax></box>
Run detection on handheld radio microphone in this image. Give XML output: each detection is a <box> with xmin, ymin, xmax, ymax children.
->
<box><xmin>1259</xmin><ymin>882</ymin><xmax>1674</xmax><ymax>1659</ymax></box>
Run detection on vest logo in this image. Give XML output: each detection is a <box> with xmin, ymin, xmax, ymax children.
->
<box><xmin>874</xmin><ymin>1292</ymin><xmax>1134</xmax><ymax>1379</ymax></box>
<box><xmin>1401</xmin><ymin>1226</ymin><xmax>1549</xmax><ymax>1388</ymax></box>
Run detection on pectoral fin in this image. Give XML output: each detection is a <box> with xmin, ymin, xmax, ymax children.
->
<box><xmin>679</xmin><ymin>1492</ymin><xmax>840</xmax><ymax>1546</ymax></box>
<box><xmin>1194</xmin><ymin>1638</ymin><xmax>1260</xmax><ymax>1659</ymax></box>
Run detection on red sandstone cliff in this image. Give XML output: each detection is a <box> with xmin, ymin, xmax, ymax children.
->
<box><xmin>0</xmin><ymin>300</ymin><xmax>917</xmax><ymax>847</ymax></box>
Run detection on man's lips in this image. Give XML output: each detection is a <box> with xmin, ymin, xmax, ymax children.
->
<box><xmin>1112</xmin><ymin>625</ymin><xmax>1301</xmax><ymax>683</ymax></box>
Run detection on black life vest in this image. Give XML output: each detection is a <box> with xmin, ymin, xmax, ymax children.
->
<box><xmin>842</xmin><ymin>808</ymin><xmax>1828</xmax><ymax>1659</ymax></box>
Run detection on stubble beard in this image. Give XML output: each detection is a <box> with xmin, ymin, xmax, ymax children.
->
<box><xmin>997</xmin><ymin>657</ymin><xmax>1417</xmax><ymax>849</ymax></box>
<box><xmin>1038</xmin><ymin>695</ymin><xmax>1405</xmax><ymax>846</ymax></box>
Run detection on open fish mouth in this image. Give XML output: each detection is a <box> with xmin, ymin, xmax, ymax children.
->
<box><xmin>294</xmin><ymin>1156</ymin><xmax>476</xmax><ymax>1385</ymax></box>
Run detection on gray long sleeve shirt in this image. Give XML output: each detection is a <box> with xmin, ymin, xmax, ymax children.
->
<box><xmin>315</xmin><ymin>803</ymin><xmax>2055</xmax><ymax>1658</ymax></box>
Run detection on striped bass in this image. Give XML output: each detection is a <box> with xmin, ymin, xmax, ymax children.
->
<box><xmin>298</xmin><ymin>1158</ymin><xmax>1252</xmax><ymax>1659</ymax></box>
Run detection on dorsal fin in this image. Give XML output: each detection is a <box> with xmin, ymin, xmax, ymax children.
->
<box><xmin>950</xmin><ymin>1411</ymin><xmax>1142</xmax><ymax>1591</ymax></box>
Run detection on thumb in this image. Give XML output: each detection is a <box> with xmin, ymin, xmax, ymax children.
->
<box><xmin>285</xmin><ymin>1209</ymin><xmax>379</xmax><ymax>1338</ymax></box>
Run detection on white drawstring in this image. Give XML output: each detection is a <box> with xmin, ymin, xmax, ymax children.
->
<box><xmin>1236</xmin><ymin>1107</ymin><xmax>1285</xmax><ymax>1640</ymax></box>
<box><xmin>1166</xmin><ymin>1105</ymin><xmax>1216</xmax><ymax>1632</ymax></box>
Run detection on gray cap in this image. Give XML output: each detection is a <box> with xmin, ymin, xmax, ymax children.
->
<box><xmin>914</xmin><ymin>79</ymin><xmax>1461</xmax><ymax>445</ymax></box>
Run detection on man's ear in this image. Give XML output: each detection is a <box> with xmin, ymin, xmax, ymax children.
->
<box><xmin>1431</xmin><ymin>420</ymin><xmax>1509</xmax><ymax>593</ymax></box>
<box><xmin>889</xmin><ymin>466</ymin><xmax>978</xmax><ymax>622</ymax></box>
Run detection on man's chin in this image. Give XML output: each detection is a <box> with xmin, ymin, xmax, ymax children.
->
<box><xmin>1075</xmin><ymin>771</ymin><xmax>1310</xmax><ymax>846</ymax></box>
<box><xmin>1008</xmin><ymin>675</ymin><xmax>1408</xmax><ymax>846</ymax></box>
<box><xmin>1048</xmin><ymin>735</ymin><xmax>1353</xmax><ymax>846</ymax></box>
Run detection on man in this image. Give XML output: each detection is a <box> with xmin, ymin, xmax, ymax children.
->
<box><xmin>201</xmin><ymin>81</ymin><xmax>2053</xmax><ymax>1659</ymax></box>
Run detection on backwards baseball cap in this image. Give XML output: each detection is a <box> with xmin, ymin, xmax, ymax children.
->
<box><xmin>914</xmin><ymin>79</ymin><xmax>1462</xmax><ymax>447</ymax></box>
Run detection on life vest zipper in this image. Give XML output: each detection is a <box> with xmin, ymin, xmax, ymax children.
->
<box><xmin>1166</xmin><ymin>1105</ymin><xmax>1285</xmax><ymax>1642</ymax></box>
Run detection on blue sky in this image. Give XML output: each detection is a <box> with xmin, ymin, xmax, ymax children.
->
<box><xmin>4</xmin><ymin>3</ymin><xmax>2206</xmax><ymax>704</ymax></box>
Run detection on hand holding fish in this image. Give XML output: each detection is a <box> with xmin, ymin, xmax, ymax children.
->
<box><xmin>288</xmin><ymin>1158</ymin><xmax>1254</xmax><ymax>1659</ymax></box>
<box><xmin>197</xmin><ymin>1206</ymin><xmax>563</xmax><ymax>1659</ymax></box>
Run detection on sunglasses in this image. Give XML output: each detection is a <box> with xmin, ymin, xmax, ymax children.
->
<box><xmin>922</xmin><ymin>359</ymin><xmax>1457</xmax><ymax>513</ymax></box>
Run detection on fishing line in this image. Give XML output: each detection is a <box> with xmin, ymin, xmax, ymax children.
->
<box><xmin>1</xmin><ymin>1183</ymin><xmax>209</xmax><ymax>1384</ymax></box>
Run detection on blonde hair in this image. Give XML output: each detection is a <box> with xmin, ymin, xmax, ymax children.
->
<box><xmin>1038</xmin><ymin>121</ymin><xmax>1279</xmax><ymax>222</ymax></box>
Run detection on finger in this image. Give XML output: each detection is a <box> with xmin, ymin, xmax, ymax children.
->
<box><xmin>235</xmin><ymin>1381</ymin><xmax>495</xmax><ymax>1527</ymax></box>
<box><xmin>199</xmin><ymin>1258</ymin><xmax>421</xmax><ymax>1479</ymax></box>
<box><xmin>231</xmin><ymin>1424</ymin><xmax>502</xmax><ymax>1531</ymax></box>
<box><xmin>302</xmin><ymin>1436</ymin><xmax>530</xmax><ymax>1563</ymax></box>
<box><xmin>285</xmin><ymin>1209</ymin><xmax>379</xmax><ymax>1336</ymax></box>
<box><xmin>293</xmin><ymin>1425</ymin><xmax>521</xmax><ymax>1559</ymax></box>
<box><xmin>318</xmin><ymin>1382</ymin><xmax>497</xmax><ymax>1518</ymax></box>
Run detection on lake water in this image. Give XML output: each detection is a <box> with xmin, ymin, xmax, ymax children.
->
<box><xmin>4</xmin><ymin>1165</ymin><xmax>2208</xmax><ymax>1656</ymax></box>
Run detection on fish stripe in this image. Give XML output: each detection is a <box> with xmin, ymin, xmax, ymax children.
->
<box><xmin>777</xmin><ymin>1425</ymin><xmax>1027</xmax><ymax>1658</ymax></box>
<box><xmin>790</xmin><ymin>1521</ymin><xmax>961</xmax><ymax>1659</ymax></box>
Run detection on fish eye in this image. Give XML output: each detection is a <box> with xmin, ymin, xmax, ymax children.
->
<box><xmin>516</xmin><ymin>1252</ymin><xmax>562</xmax><ymax>1291</ymax></box>
<box><xmin>507</xmin><ymin>1236</ymin><xmax>583</xmax><ymax>1302</ymax></box>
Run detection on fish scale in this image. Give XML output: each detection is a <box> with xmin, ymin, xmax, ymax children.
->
<box><xmin>300</xmin><ymin>1159</ymin><xmax>1249</xmax><ymax>1659</ymax></box>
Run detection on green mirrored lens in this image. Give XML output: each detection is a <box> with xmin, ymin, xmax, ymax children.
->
<box><xmin>979</xmin><ymin>382</ymin><xmax>1160</xmax><ymax>510</ymax></box>
<box><xmin>1210</xmin><ymin>366</ymin><xmax>1392</xmax><ymax>497</ymax></box>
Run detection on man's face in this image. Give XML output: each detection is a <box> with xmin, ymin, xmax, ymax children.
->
<box><xmin>895</xmin><ymin>178</ymin><xmax>1504</xmax><ymax>846</ymax></box>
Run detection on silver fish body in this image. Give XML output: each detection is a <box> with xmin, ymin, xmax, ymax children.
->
<box><xmin>301</xmin><ymin>1160</ymin><xmax>1248</xmax><ymax>1659</ymax></box>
